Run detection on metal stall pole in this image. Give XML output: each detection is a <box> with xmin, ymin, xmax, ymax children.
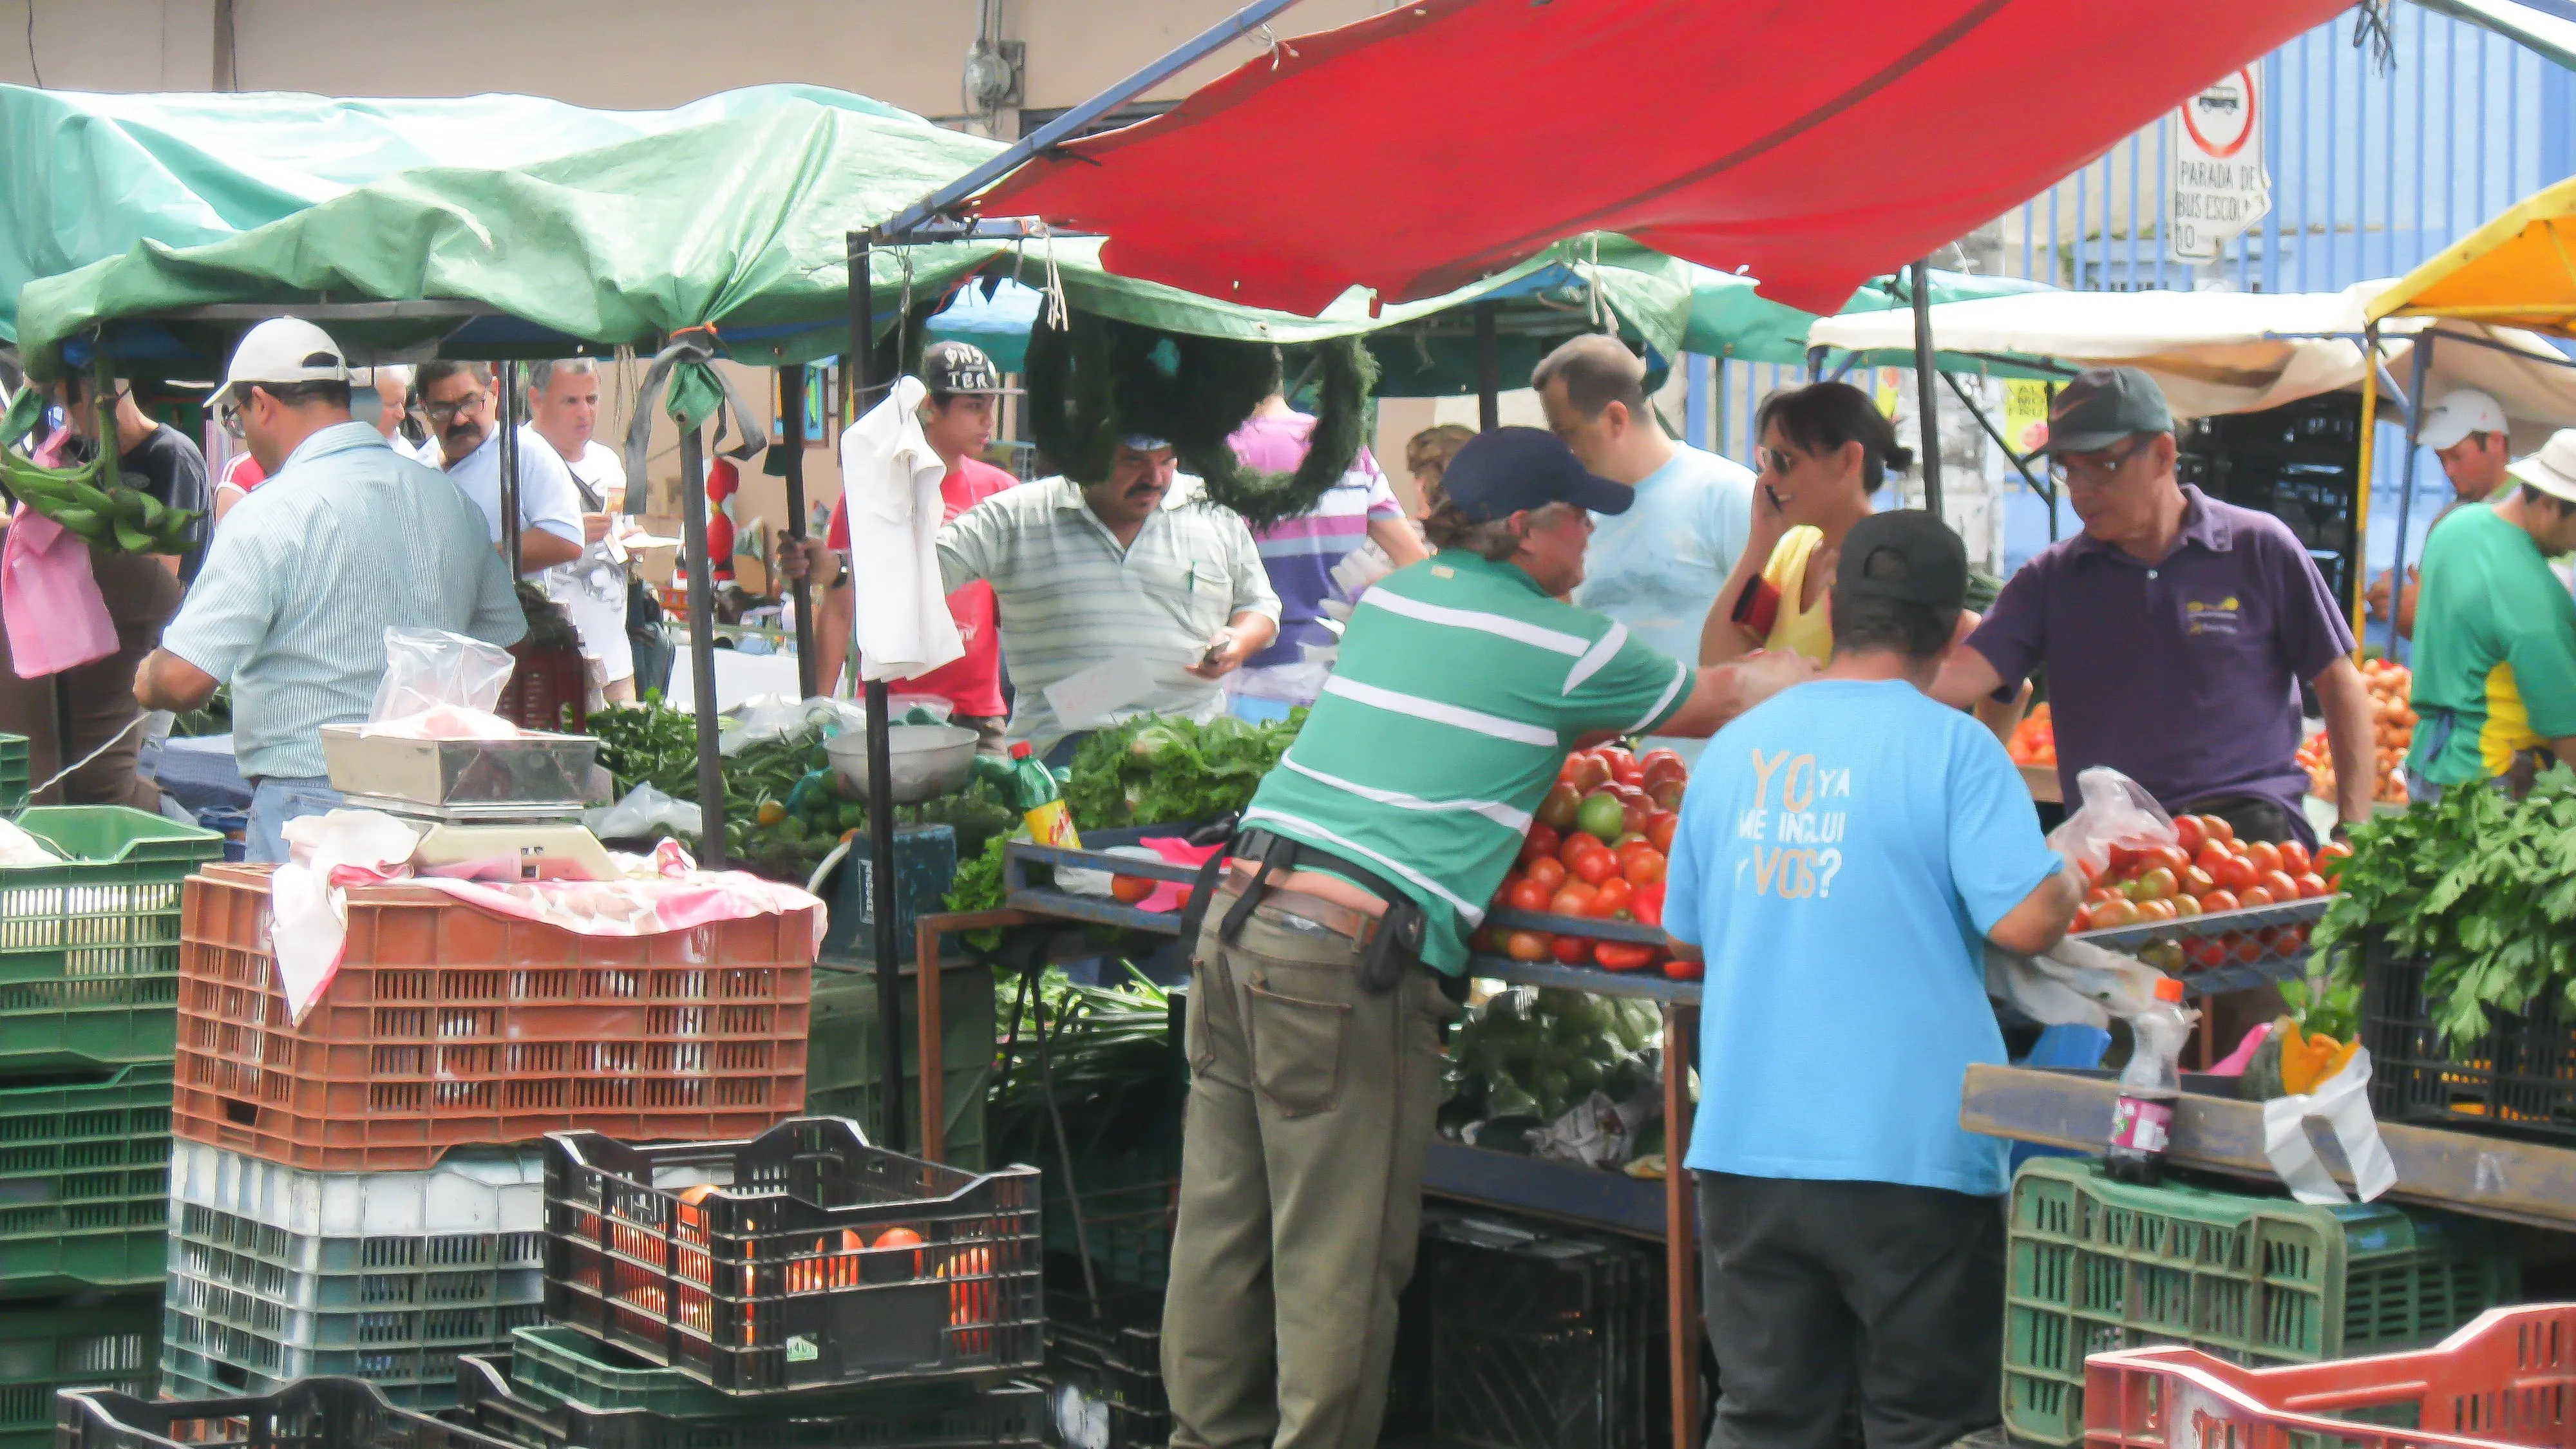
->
<box><xmin>1908</xmin><ymin>260</ymin><xmax>1944</xmax><ymax>520</ymax></box>
<box><xmin>849</xmin><ymin>229</ymin><xmax>910</xmax><ymax>1149</ymax></box>
<box><xmin>1473</xmin><ymin>301</ymin><xmax>1501</xmax><ymax>431</ymax></box>
<box><xmin>780</xmin><ymin>363</ymin><xmax>819</xmax><ymax>699</ymax></box>
<box><xmin>2349</xmin><ymin>327</ymin><xmax>2383</xmax><ymax>650</ymax></box>
<box><xmin>677</xmin><ymin>423</ymin><xmax>728</xmax><ymax>867</ymax></box>
<box><xmin>497</xmin><ymin>361</ymin><xmax>524</xmax><ymax>580</ymax></box>
<box><xmin>2382</xmin><ymin>332</ymin><xmax>2433</xmax><ymax>660</ymax></box>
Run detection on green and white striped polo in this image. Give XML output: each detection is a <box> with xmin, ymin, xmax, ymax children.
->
<box><xmin>1240</xmin><ymin>551</ymin><xmax>1692</xmax><ymax>974</ymax></box>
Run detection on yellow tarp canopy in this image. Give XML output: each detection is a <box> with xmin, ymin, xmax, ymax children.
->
<box><xmin>2367</xmin><ymin>176</ymin><xmax>2576</xmax><ymax>335</ymax></box>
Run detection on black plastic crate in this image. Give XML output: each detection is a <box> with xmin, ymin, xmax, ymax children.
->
<box><xmin>1421</xmin><ymin>1214</ymin><xmax>1667</xmax><ymax>1449</ymax></box>
<box><xmin>543</xmin><ymin>1117</ymin><xmax>1043</xmax><ymax>1396</ymax></box>
<box><xmin>56</xmin><ymin>1376</ymin><xmax>515</xmax><ymax>1448</ymax></box>
<box><xmin>455</xmin><ymin>1354</ymin><xmax>1045</xmax><ymax>1448</ymax></box>
<box><xmin>2361</xmin><ymin>936</ymin><xmax>2576</xmax><ymax>1142</ymax></box>
<box><xmin>1041</xmin><ymin>1299</ymin><xmax>1167</xmax><ymax>1449</ymax></box>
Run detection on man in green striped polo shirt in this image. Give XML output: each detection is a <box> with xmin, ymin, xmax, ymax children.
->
<box><xmin>1163</xmin><ymin>428</ymin><xmax>1815</xmax><ymax>1449</ymax></box>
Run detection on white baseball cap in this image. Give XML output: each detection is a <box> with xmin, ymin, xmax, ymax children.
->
<box><xmin>210</xmin><ymin>317</ymin><xmax>349</xmax><ymax>410</ymax></box>
<box><xmin>2418</xmin><ymin>388</ymin><xmax>2507</xmax><ymax>451</ymax></box>
<box><xmin>2508</xmin><ymin>430</ymin><xmax>2576</xmax><ymax>505</ymax></box>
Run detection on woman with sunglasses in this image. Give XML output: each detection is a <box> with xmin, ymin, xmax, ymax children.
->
<box><xmin>1699</xmin><ymin>381</ymin><xmax>1911</xmax><ymax>667</ymax></box>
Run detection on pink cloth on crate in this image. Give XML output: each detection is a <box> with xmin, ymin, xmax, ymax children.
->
<box><xmin>1133</xmin><ymin>835</ymin><xmax>1225</xmax><ymax>913</ymax></box>
<box><xmin>2</xmin><ymin>508</ymin><xmax>117</xmax><ymax>677</ymax></box>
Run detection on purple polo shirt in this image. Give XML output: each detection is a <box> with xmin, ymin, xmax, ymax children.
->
<box><xmin>1968</xmin><ymin>487</ymin><xmax>2353</xmax><ymax>842</ymax></box>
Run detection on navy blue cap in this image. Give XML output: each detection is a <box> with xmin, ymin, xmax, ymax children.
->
<box><xmin>1437</xmin><ymin>427</ymin><xmax>1633</xmax><ymax>522</ymax></box>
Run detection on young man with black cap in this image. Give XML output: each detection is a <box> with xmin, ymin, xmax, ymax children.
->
<box><xmin>1667</xmin><ymin>509</ymin><xmax>2079</xmax><ymax>1449</ymax></box>
<box><xmin>1163</xmin><ymin>426</ymin><xmax>1814</xmax><ymax>1449</ymax></box>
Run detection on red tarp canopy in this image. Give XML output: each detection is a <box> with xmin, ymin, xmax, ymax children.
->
<box><xmin>976</xmin><ymin>0</ymin><xmax>2346</xmax><ymax>317</ymax></box>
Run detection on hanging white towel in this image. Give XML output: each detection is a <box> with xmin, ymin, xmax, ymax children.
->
<box><xmin>838</xmin><ymin>376</ymin><xmax>965</xmax><ymax>683</ymax></box>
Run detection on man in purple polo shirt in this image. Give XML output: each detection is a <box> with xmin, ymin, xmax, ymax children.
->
<box><xmin>1935</xmin><ymin>367</ymin><xmax>2377</xmax><ymax>851</ymax></box>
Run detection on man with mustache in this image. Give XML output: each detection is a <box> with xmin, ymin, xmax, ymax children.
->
<box><xmin>415</xmin><ymin>360</ymin><xmax>584</xmax><ymax>576</ymax></box>
<box><xmin>933</xmin><ymin>434</ymin><xmax>1280</xmax><ymax>761</ymax></box>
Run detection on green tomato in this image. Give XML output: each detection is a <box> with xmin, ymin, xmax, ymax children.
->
<box><xmin>1575</xmin><ymin>791</ymin><xmax>1627</xmax><ymax>844</ymax></box>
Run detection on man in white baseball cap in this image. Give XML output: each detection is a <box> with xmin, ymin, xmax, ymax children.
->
<box><xmin>2369</xmin><ymin>388</ymin><xmax>2514</xmax><ymax>639</ymax></box>
<box><xmin>136</xmin><ymin>319</ymin><xmax>525</xmax><ymax>861</ymax></box>
<box><xmin>2403</xmin><ymin>427</ymin><xmax>2576</xmax><ymax>796</ymax></box>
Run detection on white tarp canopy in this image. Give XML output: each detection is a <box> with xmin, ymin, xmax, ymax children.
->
<box><xmin>1805</xmin><ymin>281</ymin><xmax>2576</xmax><ymax>446</ymax></box>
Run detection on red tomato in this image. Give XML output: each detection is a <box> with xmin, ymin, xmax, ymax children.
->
<box><xmin>2179</xmin><ymin>865</ymin><xmax>2216</xmax><ymax>899</ymax></box>
<box><xmin>2199</xmin><ymin>888</ymin><xmax>2240</xmax><ymax>914</ymax></box>
<box><xmin>1561</xmin><ymin>831</ymin><xmax>1605</xmax><ymax>867</ymax></box>
<box><xmin>1572</xmin><ymin>849</ymin><xmax>1621</xmax><ymax>887</ymax></box>
<box><xmin>1563</xmin><ymin>753</ymin><xmax>1612</xmax><ymax>793</ymax></box>
<box><xmin>1646</xmin><ymin>813</ymin><xmax>1680</xmax><ymax>854</ymax></box>
<box><xmin>2234</xmin><ymin>933</ymin><xmax>2268</xmax><ymax>965</ymax></box>
<box><xmin>2318</xmin><ymin>839</ymin><xmax>2354</xmax><ymax>865</ymax></box>
<box><xmin>1622</xmin><ymin>851</ymin><xmax>1665</xmax><ymax>886</ymax></box>
<box><xmin>2237</xmin><ymin>886</ymin><xmax>2275</xmax><ymax>908</ymax></box>
<box><xmin>1647</xmin><ymin>779</ymin><xmax>1687</xmax><ymax>811</ymax></box>
<box><xmin>2295</xmin><ymin>872</ymin><xmax>2330</xmax><ymax>899</ymax></box>
<box><xmin>1553</xmin><ymin>934</ymin><xmax>1592</xmax><ymax>965</ymax></box>
<box><xmin>2276</xmin><ymin>840</ymin><xmax>2311</xmax><ymax>877</ymax></box>
<box><xmin>1595</xmin><ymin>746</ymin><xmax>1636</xmax><ymax>778</ymax></box>
<box><xmin>1537</xmin><ymin>783</ymin><xmax>1582</xmax><ymax>832</ymax></box>
<box><xmin>1593</xmin><ymin>942</ymin><xmax>1656</xmax><ymax>971</ymax></box>
<box><xmin>1111</xmin><ymin>875</ymin><xmax>1155</xmax><ymax>904</ymax></box>
<box><xmin>1589</xmin><ymin>877</ymin><xmax>1634</xmax><ymax>918</ymax></box>
<box><xmin>2201</xmin><ymin>814</ymin><xmax>2236</xmax><ymax>846</ymax></box>
<box><xmin>2155</xmin><ymin>845</ymin><xmax>2195</xmax><ymax>876</ymax></box>
<box><xmin>2170</xmin><ymin>894</ymin><xmax>2202</xmax><ymax>916</ymax></box>
<box><xmin>2126</xmin><ymin>867</ymin><xmax>2177</xmax><ymax>902</ymax></box>
<box><xmin>1638</xmin><ymin>748</ymin><xmax>1685</xmax><ymax>777</ymax></box>
<box><xmin>2282</xmin><ymin>922</ymin><xmax>2312</xmax><ymax>951</ymax></box>
<box><xmin>2105</xmin><ymin>845</ymin><xmax>2143</xmax><ymax>881</ymax></box>
<box><xmin>1520</xmin><ymin>824</ymin><xmax>1562</xmax><ymax>866</ymax></box>
<box><xmin>2070</xmin><ymin>905</ymin><xmax>2092</xmax><ymax>932</ymax></box>
<box><xmin>2259</xmin><ymin>869</ymin><xmax>2300</xmax><ymax>902</ymax></box>
<box><xmin>1505</xmin><ymin>931</ymin><xmax>1552</xmax><ymax>961</ymax></box>
<box><xmin>1662</xmin><ymin>955</ymin><xmax>1703</xmax><ymax>981</ymax></box>
<box><xmin>2193</xmin><ymin>842</ymin><xmax>2234</xmax><ymax>878</ymax></box>
<box><xmin>1549</xmin><ymin>884</ymin><xmax>1598</xmax><ymax>917</ymax></box>
<box><xmin>2088</xmin><ymin>898</ymin><xmax>2141</xmax><ymax>928</ymax></box>
<box><xmin>1629</xmin><ymin>882</ymin><xmax>1665</xmax><ymax>928</ymax></box>
<box><xmin>2244</xmin><ymin>840</ymin><xmax>2283</xmax><ymax>877</ymax></box>
<box><xmin>1524</xmin><ymin>857</ymin><xmax>1568</xmax><ymax>894</ymax></box>
<box><xmin>2172</xmin><ymin>815</ymin><xmax>2207</xmax><ymax>855</ymax></box>
<box><xmin>1508</xmin><ymin>878</ymin><xmax>1551</xmax><ymax>913</ymax></box>
<box><xmin>2211</xmin><ymin>853</ymin><xmax>2259</xmax><ymax>893</ymax></box>
<box><xmin>1490</xmin><ymin>872</ymin><xmax>1520</xmax><ymax>907</ymax></box>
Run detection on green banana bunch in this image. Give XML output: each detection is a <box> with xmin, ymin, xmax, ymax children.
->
<box><xmin>1</xmin><ymin>370</ymin><xmax>203</xmax><ymax>554</ymax></box>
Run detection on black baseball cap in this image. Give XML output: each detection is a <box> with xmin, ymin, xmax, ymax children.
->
<box><xmin>2043</xmin><ymin>366</ymin><xmax>2173</xmax><ymax>454</ymax></box>
<box><xmin>920</xmin><ymin>341</ymin><xmax>1003</xmax><ymax>396</ymax></box>
<box><xmin>1438</xmin><ymin>427</ymin><xmax>1633</xmax><ymax>522</ymax></box>
<box><xmin>1835</xmin><ymin>509</ymin><xmax>1967</xmax><ymax>611</ymax></box>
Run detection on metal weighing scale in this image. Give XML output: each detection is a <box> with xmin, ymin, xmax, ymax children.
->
<box><xmin>319</xmin><ymin>725</ymin><xmax>621</xmax><ymax>881</ymax></box>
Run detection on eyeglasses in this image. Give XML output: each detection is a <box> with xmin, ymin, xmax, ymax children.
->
<box><xmin>217</xmin><ymin>401</ymin><xmax>245</xmax><ymax>439</ymax></box>
<box><xmin>421</xmin><ymin>391</ymin><xmax>488</xmax><ymax>425</ymax></box>
<box><xmin>2049</xmin><ymin>437</ymin><xmax>2151</xmax><ymax>486</ymax></box>
<box><xmin>1759</xmin><ymin>446</ymin><xmax>1799</xmax><ymax>476</ymax></box>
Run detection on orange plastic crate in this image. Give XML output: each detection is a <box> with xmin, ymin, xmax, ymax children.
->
<box><xmin>2085</xmin><ymin>1303</ymin><xmax>2576</xmax><ymax>1449</ymax></box>
<box><xmin>174</xmin><ymin>865</ymin><xmax>811</xmax><ymax>1171</ymax></box>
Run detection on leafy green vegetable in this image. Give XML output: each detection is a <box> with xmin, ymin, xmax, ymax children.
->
<box><xmin>2313</xmin><ymin>764</ymin><xmax>2576</xmax><ymax>1050</ymax></box>
<box><xmin>987</xmin><ymin>965</ymin><xmax>1181</xmax><ymax>1166</ymax></box>
<box><xmin>945</xmin><ymin>835</ymin><xmax>1014</xmax><ymax>949</ymax></box>
<box><xmin>589</xmin><ymin>700</ymin><xmax>851</xmax><ymax>884</ymax></box>
<box><xmin>1062</xmin><ymin>710</ymin><xmax>1305</xmax><ymax>829</ymax></box>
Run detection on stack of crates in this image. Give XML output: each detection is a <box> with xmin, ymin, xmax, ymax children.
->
<box><xmin>159</xmin><ymin>861</ymin><xmax>819</xmax><ymax>1411</ymax></box>
<box><xmin>448</xmin><ymin>1116</ymin><xmax>1048</xmax><ymax>1448</ymax></box>
<box><xmin>1412</xmin><ymin>1211</ymin><xmax>1669</xmax><ymax>1449</ymax></box>
<box><xmin>0</xmin><ymin>800</ymin><xmax>220</xmax><ymax>1448</ymax></box>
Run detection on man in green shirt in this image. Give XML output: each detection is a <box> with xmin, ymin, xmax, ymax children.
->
<box><xmin>2405</xmin><ymin>429</ymin><xmax>2576</xmax><ymax>795</ymax></box>
<box><xmin>1161</xmin><ymin>428</ymin><xmax>1815</xmax><ymax>1449</ymax></box>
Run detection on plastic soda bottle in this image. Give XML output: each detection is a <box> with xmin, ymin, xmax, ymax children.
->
<box><xmin>2106</xmin><ymin>976</ymin><xmax>2190</xmax><ymax>1187</ymax></box>
<box><xmin>1007</xmin><ymin>741</ymin><xmax>1082</xmax><ymax>851</ymax></box>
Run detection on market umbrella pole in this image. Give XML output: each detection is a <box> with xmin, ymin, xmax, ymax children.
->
<box><xmin>780</xmin><ymin>363</ymin><xmax>818</xmax><ymax>699</ymax></box>
<box><xmin>2383</xmin><ymin>333</ymin><xmax>2434</xmax><ymax>659</ymax></box>
<box><xmin>1909</xmin><ymin>260</ymin><xmax>1943</xmax><ymax>520</ymax></box>
<box><xmin>2350</xmin><ymin>327</ymin><xmax>2383</xmax><ymax>647</ymax></box>
<box><xmin>850</xmin><ymin>228</ymin><xmax>909</xmax><ymax>1148</ymax></box>
<box><xmin>498</xmin><ymin>360</ymin><xmax>524</xmax><ymax>580</ymax></box>
<box><xmin>677</xmin><ymin>424</ymin><xmax>728</xmax><ymax>867</ymax></box>
<box><xmin>1474</xmin><ymin>301</ymin><xmax>1500</xmax><ymax>431</ymax></box>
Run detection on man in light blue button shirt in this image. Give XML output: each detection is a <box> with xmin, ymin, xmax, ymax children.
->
<box><xmin>134</xmin><ymin>319</ymin><xmax>524</xmax><ymax>861</ymax></box>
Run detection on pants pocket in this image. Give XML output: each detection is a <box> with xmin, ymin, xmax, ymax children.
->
<box><xmin>1186</xmin><ymin>950</ymin><xmax>1226</xmax><ymax>1076</ymax></box>
<box><xmin>1245</xmin><ymin>980</ymin><xmax>1350</xmax><ymax>1118</ymax></box>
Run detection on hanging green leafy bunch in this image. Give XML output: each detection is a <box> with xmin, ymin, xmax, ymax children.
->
<box><xmin>1024</xmin><ymin>311</ymin><xmax>1378</xmax><ymax>529</ymax></box>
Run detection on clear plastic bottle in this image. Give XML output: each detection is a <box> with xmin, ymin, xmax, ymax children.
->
<box><xmin>2106</xmin><ymin>976</ymin><xmax>2190</xmax><ymax>1187</ymax></box>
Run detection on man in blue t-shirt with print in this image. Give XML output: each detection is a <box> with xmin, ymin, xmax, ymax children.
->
<box><xmin>1664</xmin><ymin>509</ymin><xmax>2079</xmax><ymax>1449</ymax></box>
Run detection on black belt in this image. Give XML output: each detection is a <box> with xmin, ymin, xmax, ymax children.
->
<box><xmin>1175</xmin><ymin>828</ymin><xmax>1426</xmax><ymax>994</ymax></box>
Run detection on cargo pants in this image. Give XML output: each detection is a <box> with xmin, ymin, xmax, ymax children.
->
<box><xmin>1162</xmin><ymin>885</ymin><xmax>1461</xmax><ymax>1449</ymax></box>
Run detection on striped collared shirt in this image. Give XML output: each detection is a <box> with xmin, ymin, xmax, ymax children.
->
<box><xmin>936</xmin><ymin>475</ymin><xmax>1282</xmax><ymax>749</ymax></box>
<box><xmin>161</xmin><ymin>422</ymin><xmax>526</xmax><ymax>779</ymax></box>
<box><xmin>1239</xmin><ymin>551</ymin><xmax>1692</xmax><ymax>974</ymax></box>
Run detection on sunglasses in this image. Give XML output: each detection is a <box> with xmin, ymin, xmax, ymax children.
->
<box><xmin>1758</xmin><ymin>446</ymin><xmax>1801</xmax><ymax>476</ymax></box>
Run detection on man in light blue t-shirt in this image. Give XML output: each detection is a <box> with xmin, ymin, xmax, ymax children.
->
<box><xmin>1535</xmin><ymin>334</ymin><xmax>1754</xmax><ymax>763</ymax></box>
<box><xmin>1664</xmin><ymin>510</ymin><xmax>2078</xmax><ymax>1449</ymax></box>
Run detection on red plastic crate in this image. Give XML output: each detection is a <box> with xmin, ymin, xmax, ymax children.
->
<box><xmin>500</xmin><ymin>643</ymin><xmax>589</xmax><ymax>733</ymax></box>
<box><xmin>2084</xmin><ymin>1304</ymin><xmax>2576</xmax><ymax>1449</ymax></box>
<box><xmin>173</xmin><ymin>865</ymin><xmax>812</xmax><ymax>1171</ymax></box>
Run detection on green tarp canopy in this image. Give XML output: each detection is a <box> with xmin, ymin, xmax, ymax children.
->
<box><xmin>0</xmin><ymin>82</ymin><xmax>900</xmax><ymax>345</ymax></box>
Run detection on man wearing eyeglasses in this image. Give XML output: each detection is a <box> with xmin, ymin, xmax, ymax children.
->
<box><xmin>1934</xmin><ymin>367</ymin><xmax>2377</xmax><ymax>857</ymax></box>
<box><xmin>136</xmin><ymin>319</ymin><xmax>524</xmax><ymax>862</ymax></box>
<box><xmin>416</xmin><ymin>360</ymin><xmax>585</xmax><ymax>575</ymax></box>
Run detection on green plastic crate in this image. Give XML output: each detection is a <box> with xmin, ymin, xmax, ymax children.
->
<box><xmin>505</xmin><ymin>1325</ymin><xmax>970</xmax><ymax>1422</ymax></box>
<box><xmin>0</xmin><ymin>735</ymin><xmax>26</xmax><ymax>813</ymax></box>
<box><xmin>2003</xmin><ymin>1156</ymin><xmax>2519</xmax><ymax>1446</ymax></box>
<box><xmin>0</xmin><ymin>1062</ymin><xmax>171</xmax><ymax>1296</ymax></box>
<box><xmin>0</xmin><ymin>806</ymin><xmax>221</xmax><ymax>1070</ymax></box>
<box><xmin>806</xmin><ymin>962</ymin><xmax>993</xmax><ymax>1168</ymax></box>
<box><xmin>0</xmin><ymin>1292</ymin><xmax>158</xmax><ymax>1448</ymax></box>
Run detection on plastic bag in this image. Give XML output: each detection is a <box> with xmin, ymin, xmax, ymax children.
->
<box><xmin>1985</xmin><ymin>934</ymin><xmax>2177</xmax><ymax>1032</ymax></box>
<box><xmin>2045</xmin><ymin>765</ymin><xmax>2175</xmax><ymax>878</ymax></box>
<box><xmin>366</xmin><ymin>627</ymin><xmax>519</xmax><ymax>737</ymax></box>
<box><xmin>0</xmin><ymin>818</ymin><xmax>60</xmax><ymax>867</ymax></box>
<box><xmin>716</xmin><ymin>694</ymin><xmax>867</xmax><ymax>756</ymax></box>
<box><xmin>585</xmin><ymin>783</ymin><xmax>707</xmax><ymax>842</ymax></box>
<box><xmin>2261</xmin><ymin>1049</ymin><xmax>2398</xmax><ymax>1204</ymax></box>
